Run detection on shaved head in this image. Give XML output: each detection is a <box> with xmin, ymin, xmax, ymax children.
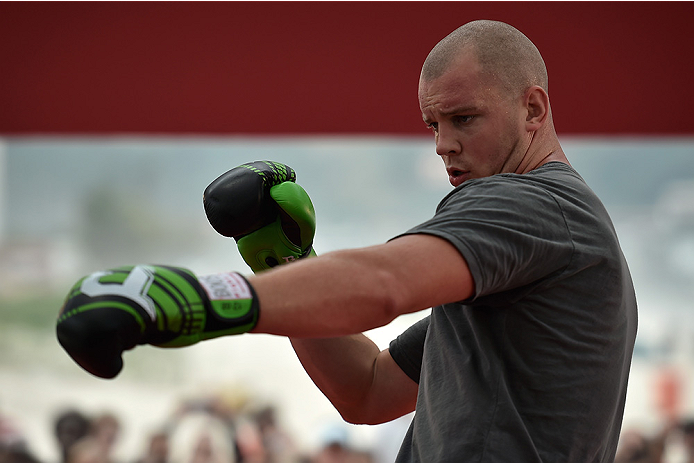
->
<box><xmin>421</xmin><ymin>20</ymin><xmax>548</xmax><ymax>97</ymax></box>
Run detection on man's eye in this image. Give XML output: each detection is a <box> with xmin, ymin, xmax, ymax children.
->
<box><xmin>426</xmin><ymin>122</ymin><xmax>439</xmax><ymax>132</ymax></box>
<box><xmin>454</xmin><ymin>115</ymin><xmax>474</xmax><ymax>125</ymax></box>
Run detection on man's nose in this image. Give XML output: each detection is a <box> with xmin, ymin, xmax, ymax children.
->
<box><xmin>435</xmin><ymin>126</ymin><xmax>461</xmax><ymax>156</ymax></box>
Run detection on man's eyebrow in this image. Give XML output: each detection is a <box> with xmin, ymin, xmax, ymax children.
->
<box><xmin>421</xmin><ymin>105</ymin><xmax>479</xmax><ymax>124</ymax></box>
<box><xmin>440</xmin><ymin>105</ymin><xmax>478</xmax><ymax>116</ymax></box>
<box><xmin>422</xmin><ymin>106</ymin><xmax>479</xmax><ymax>123</ymax></box>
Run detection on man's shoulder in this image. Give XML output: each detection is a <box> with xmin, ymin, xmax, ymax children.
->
<box><xmin>439</xmin><ymin>168</ymin><xmax>560</xmax><ymax>209</ymax></box>
<box><xmin>487</xmin><ymin>161</ymin><xmax>580</xmax><ymax>188</ymax></box>
<box><xmin>440</xmin><ymin>162</ymin><xmax>587</xmax><ymax>207</ymax></box>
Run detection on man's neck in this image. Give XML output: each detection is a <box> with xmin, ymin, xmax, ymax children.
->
<box><xmin>517</xmin><ymin>127</ymin><xmax>569</xmax><ymax>174</ymax></box>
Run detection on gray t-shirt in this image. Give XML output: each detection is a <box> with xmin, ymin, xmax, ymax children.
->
<box><xmin>389</xmin><ymin>162</ymin><xmax>637</xmax><ymax>462</ymax></box>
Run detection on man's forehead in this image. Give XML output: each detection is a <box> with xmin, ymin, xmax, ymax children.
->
<box><xmin>420</xmin><ymin>50</ymin><xmax>482</xmax><ymax>91</ymax></box>
<box><xmin>419</xmin><ymin>70</ymin><xmax>487</xmax><ymax>109</ymax></box>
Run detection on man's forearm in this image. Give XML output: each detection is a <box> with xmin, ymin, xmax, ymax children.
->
<box><xmin>290</xmin><ymin>335</ymin><xmax>417</xmax><ymax>425</ymax></box>
<box><xmin>290</xmin><ymin>334</ymin><xmax>380</xmax><ymax>422</ymax></box>
<box><xmin>249</xmin><ymin>246</ymin><xmax>407</xmax><ymax>338</ymax></box>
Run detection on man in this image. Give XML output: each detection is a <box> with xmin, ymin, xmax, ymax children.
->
<box><xmin>57</xmin><ymin>20</ymin><xmax>637</xmax><ymax>462</ymax></box>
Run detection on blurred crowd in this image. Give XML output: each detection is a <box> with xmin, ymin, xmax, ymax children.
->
<box><xmin>612</xmin><ymin>366</ymin><xmax>694</xmax><ymax>463</ymax></box>
<box><xmin>5</xmin><ymin>390</ymin><xmax>694</xmax><ymax>463</ymax></box>
<box><xmin>0</xmin><ymin>393</ymin><xmax>374</xmax><ymax>463</ymax></box>
<box><xmin>614</xmin><ymin>420</ymin><xmax>694</xmax><ymax>463</ymax></box>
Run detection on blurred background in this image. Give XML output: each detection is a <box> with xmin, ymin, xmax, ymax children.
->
<box><xmin>1</xmin><ymin>2</ymin><xmax>693</xmax><ymax>463</ymax></box>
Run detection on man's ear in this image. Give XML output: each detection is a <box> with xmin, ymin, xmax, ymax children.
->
<box><xmin>524</xmin><ymin>86</ymin><xmax>550</xmax><ymax>131</ymax></box>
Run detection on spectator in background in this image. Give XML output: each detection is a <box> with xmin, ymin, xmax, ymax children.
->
<box><xmin>311</xmin><ymin>426</ymin><xmax>372</xmax><ymax>463</ymax></box>
<box><xmin>54</xmin><ymin>411</ymin><xmax>90</xmax><ymax>463</ymax></box>
<box><xmin>1</xmin><ymin>409</ymin><xmax>40</xmax><ymax>463</ymax></box>
<box><xmin>613</xmin><ymin>427</ymin><xmax>669</xmax><ymax>463</ymax></box>
<box><xmin>680</xmin><ymin>420</ymin><xmax>694</xmax><ymax>463</ymax></box>
<box><xmin>0</xmin><ymin>448</ymin><xmax>41</xmax><ymax>463</ymax></box>
<box><xmin>133</xmin><ymin>432</ymin><xmax>168</xmax><ymax>463</ymax></box>
<box><xmin>88</xmin><ymin>414</ymin><xmax>120</xmax><ymax>463</ymax></box>
<box><xmin>311</xmin><ymin>441</ymin><xmax>372</xmax><ymax>463</ymax></box>
<box><xmin>67</xmin><ymin>438</ymin><xmax>107</xmax><ymax>463</ymax></box>
<box><xmin>167</xmin><ymin>411</ymin><xmax>236</xmax><ymax>463</ymax></box>
<box><xmin>252</xmin><ymin>406</ymin><xmax>298</xmax><ymax>463</ymax></box>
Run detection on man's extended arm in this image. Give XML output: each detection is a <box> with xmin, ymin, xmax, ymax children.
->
<box><xmin>249</xmin><ymin>234</ymin><xmax>474</xmax><ymax>337</ymax></box>
<box><xmin>248</xmin><ymin>233</ymin><xmax>474</xmax><ymax>424</ymax></box>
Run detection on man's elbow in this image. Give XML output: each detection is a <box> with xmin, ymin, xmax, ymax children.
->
<box><xmin>336</xmin><ymin>405</ymin><xmax>396</xmax><ymax>426</ymax></box>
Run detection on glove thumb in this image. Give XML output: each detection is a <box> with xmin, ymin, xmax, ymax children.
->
<box><xmin>270</xmin><ymin>181</ymin><xmax>316</xmax><ymax>248</ymax></box>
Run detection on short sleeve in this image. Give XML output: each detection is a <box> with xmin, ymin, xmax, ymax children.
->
<box><xmin>395</xmin><ymin>176</ymin><xmax>574</xmax><ymax>302</ymax></box>
<box><xmin>389</xmin><ymin>316</ymin><xmax>430</xmax><ymax>384</ymax></box>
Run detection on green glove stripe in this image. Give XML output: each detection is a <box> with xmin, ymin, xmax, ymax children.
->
<box><xmin>99</xmin><ymin>267</ymin><xmax>133</xmax><ymax>284</ymax></box>
<box><xmin>66</xmin><ymin>277</ymin><xmax>88</xmax><ymax>301</ymax></box>
<box><xmin>64</xmin><ymin>265</ymin><xmax>207</xmax><ymax>339</ymax></box>
<box><xmin>58</xmin><ymin>300</ymin><xmax>147</xmax><ymax>332</ymax></box>
<box><xmin>240</xmin><ymin>161</ymin><xmax>296</xmax><ymax>186</ymax></box>
<box><xmin>267</xmin><ymin>161</ymin><xmax>294</xmax><ymax>182</ymax></box>
<box><xmin>147</xmin><ymin>267</ymin><xmax>206</xmax><ymax>336</ymax></box>
<box><xmin>149</xmin><ymin>283</ymin><xmax>194</xmax><ymax>334</ymax></box>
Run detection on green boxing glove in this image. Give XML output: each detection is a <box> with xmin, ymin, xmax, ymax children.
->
<box><xmin>203</xmin><ymin>161</ymin><xmax>317</xmax><ymax>274</ymax></box>
<box><xmin>56</xmin><ymin>265</ymin><xmax>259</xmax><ymax>379</ymax></box>
<box><xmin>237</xmin><ymin>182</ymin><xmax>317</xmax><ymax>273</ymax></box>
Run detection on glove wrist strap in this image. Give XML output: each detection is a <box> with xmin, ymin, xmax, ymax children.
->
<box><xmin>198</xmin><ymin>272</ymin><xmax>260</xmax><ymax>338</ymax></box>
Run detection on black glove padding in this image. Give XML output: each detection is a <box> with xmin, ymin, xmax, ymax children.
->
<box><xmin>203</xmin><ymin>161</ymin><xmax>296</xmax><ymax>239</ymax></box>
<box><xmin>57</xmin><ymin>305</ymin><xmax>141</xmax><ymax>379</ymax></box>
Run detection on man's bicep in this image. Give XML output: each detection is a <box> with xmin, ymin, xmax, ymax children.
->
<box><xmin>358</xmin><ymin>348</ymin><xmax>418</xmax><ymax>424</ymax></box>
<box><xmin>383</xmin><ymin>233</ymin><xmax>475</xmax><ymax>312</ymax></box>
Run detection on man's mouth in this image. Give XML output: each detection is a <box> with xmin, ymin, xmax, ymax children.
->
<box><xmin>447</xmin><ymin>168</ymin><xmax>470</xmax><ymax>187</ymax></box>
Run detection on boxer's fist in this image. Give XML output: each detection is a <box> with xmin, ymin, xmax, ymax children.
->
<box><xmin>238</xmin><ymin>181</ymin><xmax>316</xmax><ymax>272</ymax></box>
<box><xmin>56</xmin><ymin>265</ymin><xmax>259</xmax><ymax>379</ymax></box>
<box><xmin>203</xmin><ymin>161</ymin><xmax>316</xmax><ymax>273</ymax></box>
<box><xmin>203</xmin><ymin>161</ymin><xmax>296</xmax><ymax>239</ymax></box>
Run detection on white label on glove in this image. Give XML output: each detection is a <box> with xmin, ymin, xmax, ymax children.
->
<box><xmin>80</xmin><ymin>265</ymin><xmax>157</xmax><ymax>321</ymax></box>
<box><xmin>198</xmin><ymin>272</ymin><xmax>252</xmax><ymax>301</ymax></box>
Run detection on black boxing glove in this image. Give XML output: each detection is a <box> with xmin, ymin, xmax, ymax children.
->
<box><xmin>203</xmin><ymin>161</ymin><xmax>316</xmax><ymax>273</ymax></box>
<box><xmin>57</xmin><ymin>265</ymin><xmax>260</xmax><ymax>379</ymax></box>
<box><xmin>203</xmin><ymin>161</ymin><xmax>296</xmax><ymax>238</ymax></box>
